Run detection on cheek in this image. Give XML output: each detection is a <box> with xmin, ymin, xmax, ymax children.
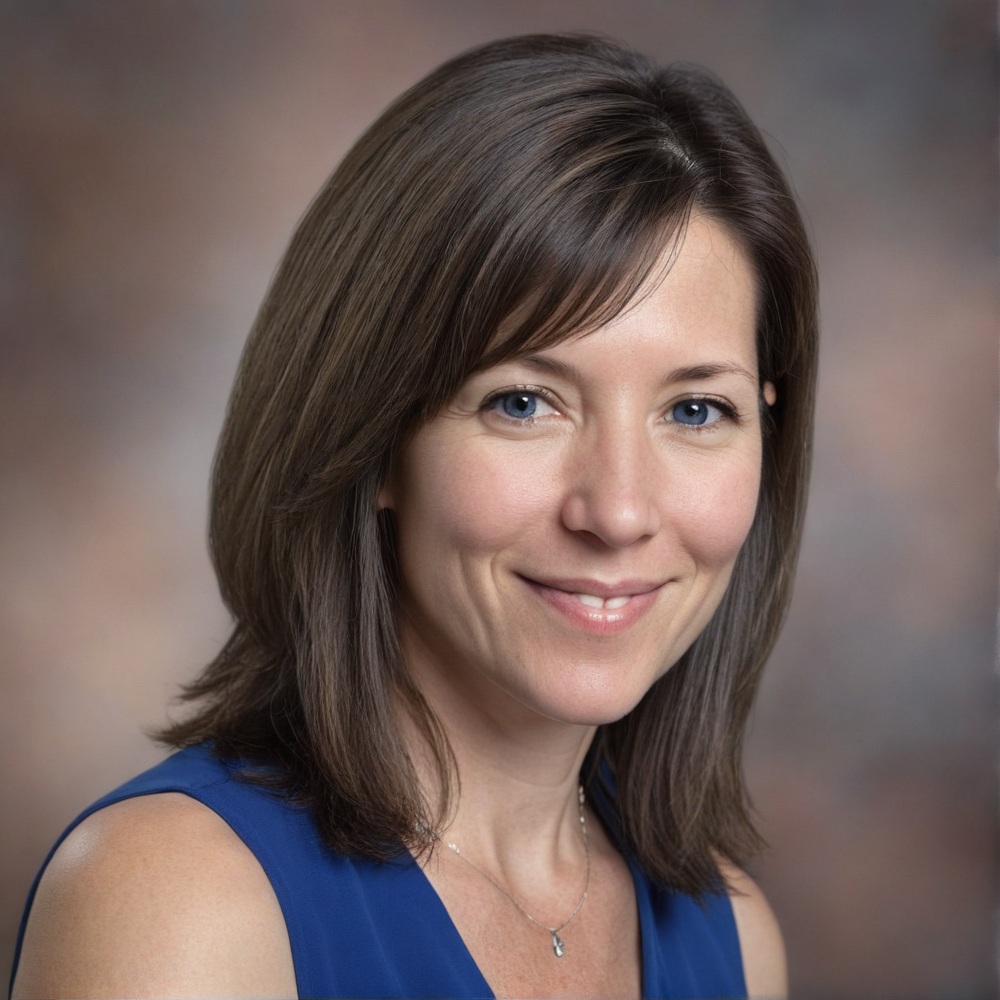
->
<box><xmin>396</xmin><ymin>436</ymin><xmax>557</xmax><ymax>566</ymax></box>
<box><xmin>666</xmin><ymin>449</ymin><xmax>762</xmax><ymax>567</ymax></box>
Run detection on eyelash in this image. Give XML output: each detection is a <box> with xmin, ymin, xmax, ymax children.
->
<box><xmin>480</xmin><ymin>385</ymin><xmax>560</xmax><ymax>423</ymax></box>
<box><xmin>480</xmin><ymin>387</ymin><xmax>742</xmax><ymax>429</ymax></box>
<box><xmin>667</xmin><ymin>396</ymin><xmax>741</xmax><ymax>429</ymax></box>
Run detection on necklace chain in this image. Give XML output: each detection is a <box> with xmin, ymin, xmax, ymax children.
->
<box><xmin>421</xmin><ymin>785</ymin><xmax>590</xmax><ymax>959</ymax></box>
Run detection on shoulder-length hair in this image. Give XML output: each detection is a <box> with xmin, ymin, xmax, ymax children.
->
<box><xmin>159</xmin><ymin>33</ymin><xmax>817</xmax><ymax>898</ymax></box>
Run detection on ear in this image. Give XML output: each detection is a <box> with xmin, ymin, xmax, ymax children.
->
<box><xmin>378</xmin><ymin>445</ymin><xmax>406</xmax><ymax>511</ymax></box>
<box><xmin>762</xmin><ymin>381</ymin><xmax>777</xmax><ymax>407</ymax></box>
<box><xmin>377</xmin><ymin>459</ymin><xmax>397</xmax><ymax>510</ymax></box>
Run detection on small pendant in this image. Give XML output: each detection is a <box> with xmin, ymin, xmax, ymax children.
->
<box><xmin>551</xmin><ymin>931</ymin><xmax>565</xmax><ymax>958</ymax></box>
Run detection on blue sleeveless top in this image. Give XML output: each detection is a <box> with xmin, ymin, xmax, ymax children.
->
<box><xmin>11</xmin><ymin>745</ymin><xmax>746</xmax><ymax>999</ymax></box>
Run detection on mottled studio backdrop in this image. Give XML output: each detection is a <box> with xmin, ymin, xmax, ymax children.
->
<box><xmin>0</xmin><ymin>2</ymin><xmax>996</xmax><ymax>997</ymax></box>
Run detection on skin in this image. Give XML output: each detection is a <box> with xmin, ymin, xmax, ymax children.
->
<box><xmin>385</xmin><ymin>215</ymin><xmax>785</xmax><ymax>998</ymax></box>
<box><xmin>13</xmin><ymin>215</ymin><xmax>786</xmax><ymax>999</ymax></box>
<box><xmin>13</xmin><ymin>793</ymin><xmax>297</xmax><ymax>999</ymax></box>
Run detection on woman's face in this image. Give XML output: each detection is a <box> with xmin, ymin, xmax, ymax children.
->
<box><xmin>384</xmin><ymin>216</ymin><xmax>770</xmax><ymax>727</ymax></box>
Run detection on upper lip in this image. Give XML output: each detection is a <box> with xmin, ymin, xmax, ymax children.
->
<box><xmin>519</xmin><ymin>575</ymin><xmax>666</xmax><ymax>599</ymax></box>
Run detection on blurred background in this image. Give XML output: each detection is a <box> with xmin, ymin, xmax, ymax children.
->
<box><xmin>0</xmin><ymin>1</ymin><xmax>995</xmax><ymax>996</ymax></box>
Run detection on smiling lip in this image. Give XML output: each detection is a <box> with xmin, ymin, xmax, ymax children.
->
<box><xmin>519</xmin><ymin>575</ymin><xmax>665</xmax><ymax>635</ymax></box>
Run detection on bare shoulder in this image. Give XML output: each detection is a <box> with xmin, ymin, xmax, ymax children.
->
<box><xmin>717</xmin><ymin>857</ymin><xmax>788</xmax><ymax>1000</ymax></box>
<box><xmin>12</xmin><ymin>791</ymin><xmax>296</xmax><ymax>999</ymax></box>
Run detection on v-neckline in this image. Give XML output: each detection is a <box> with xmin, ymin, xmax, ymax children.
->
<box><xmin>404</xmin><ymin>843</ymin><xmax>649</xmax><ymax>999</ymax></box>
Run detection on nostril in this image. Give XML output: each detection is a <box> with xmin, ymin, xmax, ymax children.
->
<box><xmin>560</xmin><ymin>491</ymin><xmax>661</xmax><ymax>550</ymax></box>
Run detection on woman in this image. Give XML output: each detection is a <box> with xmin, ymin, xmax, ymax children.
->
<box><xmin>11</xmin><ymin>33</ymin><xmax>816</xmax><ymax>1000</ymax></box>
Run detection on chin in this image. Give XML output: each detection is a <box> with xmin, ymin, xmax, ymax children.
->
<box><xmin>503</xmin><ymin>657</ymin><xmax>666</xmax><ymax>728</ymax></box>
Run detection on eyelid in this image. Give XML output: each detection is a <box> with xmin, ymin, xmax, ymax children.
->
<box><xmin>664</xmin><ymin>394</ymin><xmax>742</xmax><ymax>425</ymax></box>
<box><xmin>478</xmin><ymin>386</ymin><xmax>742</xmax><ymax>425</ymax></box>
<box><xmin>480</xmin><ymin>384</ymin><xmax>563</xmax><ymax>412</ymax></box>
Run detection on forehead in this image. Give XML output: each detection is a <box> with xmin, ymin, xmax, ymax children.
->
<box><xmin>532</xmin><ymin>216</ymin><xmax>759</xmax><ymax>374</ymax></box>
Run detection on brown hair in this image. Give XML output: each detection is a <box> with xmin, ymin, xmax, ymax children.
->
<box><xmin>159</xmin><ymin>33</ymin><xmax>818</xmax><ymax>897</ymax></box>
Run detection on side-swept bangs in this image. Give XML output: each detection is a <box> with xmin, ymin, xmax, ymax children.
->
<box><xmin>158</xmin><ymin>34</ymin><xmax>817</xmax><ymax>898</ymax></box>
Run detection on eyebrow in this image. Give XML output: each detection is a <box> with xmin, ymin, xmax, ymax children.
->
<box><xmin>516</xmin><ymin>355</ymin><xmax>759</xmax><ymax>387</ymax></box>
<box><xmin>661</xmin><ymin>362</ymin><xmax>759</xmax><ymax>387</ymax></box>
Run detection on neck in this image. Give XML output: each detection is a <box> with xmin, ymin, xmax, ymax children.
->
<box><xmin>398</xmin><ymin>626</ymin><xmax>595</xmax><ymax>876</ymax></box>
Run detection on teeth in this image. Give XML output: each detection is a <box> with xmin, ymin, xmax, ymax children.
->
<box><xmin>574</xmin><ymin>593</ymin><xmax>632</xmax><ymax>610</ymax></box>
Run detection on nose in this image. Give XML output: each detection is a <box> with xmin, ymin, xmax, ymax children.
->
<box><xmin>559</xmin><ymin>419</ymin><xmax>662</xmax><ymax>548</ymax></box>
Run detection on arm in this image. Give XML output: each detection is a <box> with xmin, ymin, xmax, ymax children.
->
<box><xmin>718</xmin><ymin>859</ymin><xmax>788</xmax><ymax>1000</ymax></box>
<box><xmin>12</xmin><ymin>792</ymin><xmax>297</xmax><ymax>999</ymax></box>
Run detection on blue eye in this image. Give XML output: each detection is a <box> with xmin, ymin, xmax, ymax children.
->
<box><xmin>496</xmin><ymin>392</ymin><xmax>538</xmax><ymax>419</ymax></box>
<box><xmin>671</xmin><ymin>399</ymin><xmax>719</xmax><ymax>426</ymax></box>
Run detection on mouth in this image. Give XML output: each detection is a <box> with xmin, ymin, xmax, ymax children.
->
<box><xmin>517</xmin><ymin>575</ymin><xmax>665</xmax><ymax>634</ymax></box>
<box><xmin>574</xmin><ymin>592</ymin><xmax>633</xmax><ymax>610</ymax></box>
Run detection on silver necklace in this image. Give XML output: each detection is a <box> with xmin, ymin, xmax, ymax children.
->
<box><xmin>423</xmin><ymin>786</ymin><xmax>590</xmax><ymax>958</ymax></box>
